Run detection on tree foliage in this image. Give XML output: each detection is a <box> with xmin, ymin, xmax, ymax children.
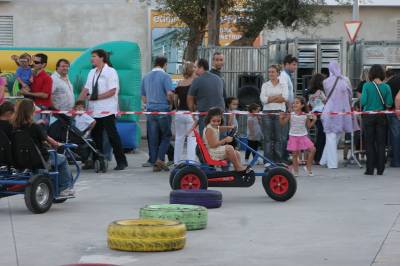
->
<box><xmin>231</xmin><ymin>0</ymin><xmax>333</xmax><ymax>46</ymax></box>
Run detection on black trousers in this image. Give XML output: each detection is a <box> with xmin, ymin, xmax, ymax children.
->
<box><xmin>363</xmin><ymin>114</ymin><xmax>387</xmax><ymax>174</ymax></box>
<box><xmin>92</xmin><ymin>115</ymin><xmax>127</xmax><ymax>166</ymax></box>
<box><xmin>315</xmin><ymin>116</ymin><xmax>326</xmax><ymax>163</ymax></box>
<box><xmin>245</xmin><ymin>140</ymin><xmax>260</xmax><ymax>160</ymax></box>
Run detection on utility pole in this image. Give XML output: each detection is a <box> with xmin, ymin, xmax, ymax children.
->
<box><xmin>352</xmin><ymin>0</ymin><xmax>359</xmax><ymax>20</ymax></box>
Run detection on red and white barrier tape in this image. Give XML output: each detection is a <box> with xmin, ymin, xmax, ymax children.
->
<box><xmin>35</xmin><ymin>110</ymin><xmax>400</xmax><ymax>116</ymax></box>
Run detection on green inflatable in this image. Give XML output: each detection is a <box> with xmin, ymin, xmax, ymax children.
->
<box><xmin>68</xmin><ymin>41</ymin><xmax>142</xmax><ymax>148</ymax></box>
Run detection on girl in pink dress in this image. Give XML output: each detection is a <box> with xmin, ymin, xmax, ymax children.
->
<box><xmin>280</xmin><ymin>96</ymin><xmax>317</xmax><ymax>176</ymax></box>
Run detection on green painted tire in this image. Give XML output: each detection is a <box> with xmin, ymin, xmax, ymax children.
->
<box><xmin>139</xmin><ymin>204</ymin><xmax>208</xmax><ymax>231</ymax></box>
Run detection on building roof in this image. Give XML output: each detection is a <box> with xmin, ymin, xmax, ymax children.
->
<box><xmin>326</xmin><ymin>0</ymin><xmax>400</xmax><ymax>6</ymax></box>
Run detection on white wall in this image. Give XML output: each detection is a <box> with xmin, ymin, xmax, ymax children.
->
<box><xmin>263</xmin><ymin>6</ymin><xmax>400</xmax><ymax>42</ymax></box>
<box><xmin>0</xmin><ymin>0</ymin><xmax>151</xmax><ymax>71</ymax></box>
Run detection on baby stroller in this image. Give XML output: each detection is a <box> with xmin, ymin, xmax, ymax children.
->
<box><xmin>48</xmin><ymin>114</ymin><xmax>108</xmax><ymax>173</ymax></box>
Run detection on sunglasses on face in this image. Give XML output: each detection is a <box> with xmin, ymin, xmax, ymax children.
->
<box><xmin>33</xmin><ymin>61</ymin><xmax>42</xmax><ymax>65</ymax></box>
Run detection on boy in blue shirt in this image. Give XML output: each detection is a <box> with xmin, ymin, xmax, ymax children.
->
<box><xmin>15</xmin><ymin>53</ymin><xmax>33</xmax><ymax>91</ymax></box>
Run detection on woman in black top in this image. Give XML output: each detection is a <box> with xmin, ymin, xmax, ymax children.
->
<box><xmin>13</xmin><ymin>99</ymin><xmax>74</xmax><ymax>196</ymax></box>
<box><xmin>0</xmin><ymin>101</ymin><xmax>15</xmax><ymax>140</ymax></box>
<box><xmin>173</xmin><ymin>62</ymin><xmax>197</xmax><ymax>165</ymax></box>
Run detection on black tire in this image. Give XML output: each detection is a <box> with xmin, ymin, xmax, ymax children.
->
<box><xmin>94</xmin><ymin>160</ymin><xmax>100</xmax><ymax>173</ymax></box>
<box><xmin>169</xmin><ymin>163</ymin><xmax>187</xmax><ymax>189</ymax></box>
<box><xmin>101</xmin><ymin>159</ymin><xmax>108</xmax><ymax>173</ymax></box>
<box><xmin>262</xmin><ymin>168</ymin><xmax>297</xmax><ymax>202</ymax></box>
<box><xmin>172</xmin><ymin>166</ymin><xmax>208</xmax><ymax>190</ymax></box>
<box><xmin>170</xmin><ymin>189</ymin><xmax>223</xmax><ymax>209</ymax></box>
<box><xmin>25</xmin><ymin>175</ymin><xmax>53</xmax><ymax>214</ymax></box>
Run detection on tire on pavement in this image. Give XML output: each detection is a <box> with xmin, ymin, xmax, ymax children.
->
<box><xmin>170</xmin><ymin>189</ymin><xmax>222</xmax><ymax>209</ymax></box>
<box><xmin>24</xmin><ymin>175</ymin><xmax>53</xmax><ymax>214</ymax></box>
<box><xmin>172</xmin><ymin>166</ymin><xmax>208</xmax><ymax>190</ymax></box>
<box><xmin>107</xmin><ymin>219</ymin><xmax>186</xmax><ymax>252</ymax></box>
<box><xmin>262</xmin><ymin>167</ymin><xmax>297</xmax><ymax>202</ymax></box>
<box><xmin>139</xmin><ymin>204</ymin><xmax>208</xmax><ymax>231</ymax></box>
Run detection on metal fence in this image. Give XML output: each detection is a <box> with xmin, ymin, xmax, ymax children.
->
<box><xmin>197</xmin><ymin>46</ymin><xmax>269</xmax><ymax>97</ymax></box>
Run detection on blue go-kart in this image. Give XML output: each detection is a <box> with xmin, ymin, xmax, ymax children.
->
<box><xmin>170</xmin><ymin>129</ymin><xmax>297</xmax><ymax>202</ymax></box>
<box><xmin>0</xmin><ymin>130</ymin><xmax>80</xmax><ymax>214</ymax></box>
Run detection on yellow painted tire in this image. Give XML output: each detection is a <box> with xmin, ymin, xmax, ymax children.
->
<box><xmin>107</xmin><ymin>219</ymin><xmax>186</xmax><ymax>252</ymax></box>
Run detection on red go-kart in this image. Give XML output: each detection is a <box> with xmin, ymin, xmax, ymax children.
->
<box><xmin>170</xmin><ymin>129</ymin><xmax>297</xmax><ymax>202</ymax></box>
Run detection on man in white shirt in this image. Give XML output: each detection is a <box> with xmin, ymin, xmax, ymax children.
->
<box><xmin>279</xmin><ymin>55</ymin><xmax>298</xmax><ymax>163</ymax></box>
<box><xmin>79</xmin><ymin>49</ymin><xmax>128</xmax><ymax>171</ymax></box>
<box><xmin>279</xmin><ymin>55</ymin><xmax>298</xmax><ymax>106</ymax></box>
<box><xmin>51</xmin><ymin>59</ymin><xmax>75</xmax><ymax>111</ymax></box>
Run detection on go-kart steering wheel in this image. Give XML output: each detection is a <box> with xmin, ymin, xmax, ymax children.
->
<box><xmin>227</xmin><ymin>126</ymin><xmax>238</xmax><ymax>137</ymax></box>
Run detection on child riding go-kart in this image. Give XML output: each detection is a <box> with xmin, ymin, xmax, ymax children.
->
<box><xmin>0</xmin><ymin>130</ymin><xmax>80</xmax><ymax>214</ymax></box>
<box><xmin>170</xmin><ymin>125</ymin><xmax>297</xmax><ymax>202</ymax></box>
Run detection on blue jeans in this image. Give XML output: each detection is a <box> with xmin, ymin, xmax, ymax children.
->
<box><xmin>52</xmin><ymin>154</ymin><xmax>72</xmax><ymax>191</ymax></box>
<box><xmin>388</xmin><ymin>114</ymin><xmax>400</xmax><ymax>167</ymax></box>
<box><xmin>262</xmin><ymin>112</ymin><xmax>283</xmax><ymax>163</ymax></box>
<box><xmin>147</xmin><ymin>113</ymin><xmax>172</xmax><ymax>164</ymax></box>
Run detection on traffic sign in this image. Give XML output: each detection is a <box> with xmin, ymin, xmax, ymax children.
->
<box><xmin>345</xmin><ymin>21</ymin><xmax>362</xmax><ymax>43</ymax></box>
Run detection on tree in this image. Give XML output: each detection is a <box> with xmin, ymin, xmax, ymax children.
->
<box><xmin>153</xmin><ymin>0</ymin><xmax>208</xmax><ymax>61</ymax></box>
<box><xmin>152</xmin><ymin>0</ymin><xmax>235</xmax><ymax>60</ymax></box>
<box><xmin>230</xmin><ymin>0</ymin><xmax>333</xmax><ymax>46</ymax></box>
<box><xmin>207</xmin><ymin>0</ymin><xmax>236</xmax><ymax>46</ymax></box>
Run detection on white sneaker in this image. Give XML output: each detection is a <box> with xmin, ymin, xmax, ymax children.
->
<box><xmin>303</xmin><ymin>166</ymin><xmax>314</xmax><ymax>176</ymax></box>
<box><xmin>60</xmin><ymin>188</ymin><xmax>75</xmax><ymax>197</ymax></box>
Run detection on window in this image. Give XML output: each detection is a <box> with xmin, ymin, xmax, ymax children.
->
<box><xmin>0</xmin><ymin>16</ymin><xmax>13</xmax><ymax>46</ymax></box>
<box><xmin>397</xmin><ymin>19</ymin><xmax>400</xmax><ymax>40</ymax></box>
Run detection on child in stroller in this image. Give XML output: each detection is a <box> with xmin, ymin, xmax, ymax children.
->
<box><xmin>48</xmin><ymin>102</ymin><xmax>108</xmax><ymax>172</ymax></box>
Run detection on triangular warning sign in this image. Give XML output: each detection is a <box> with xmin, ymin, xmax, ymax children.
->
<box><xmin>345</xmin><ymin>21</ymin><xmax>362</xmax><ymax>43</ymax></box>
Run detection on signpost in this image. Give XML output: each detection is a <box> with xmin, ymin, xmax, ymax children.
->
<box><xmin>344</xmin><ymin>21</ymin><xmax>362</xmax><ymax>43</ymax></box>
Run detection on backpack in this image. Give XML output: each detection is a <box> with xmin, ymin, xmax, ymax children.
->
<box><xmin>12</xmin><ymin>129</ymin><xmax>48</xmax><ymax>170</ymax></box>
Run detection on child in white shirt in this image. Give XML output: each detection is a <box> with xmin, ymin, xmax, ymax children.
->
<box><xmin>73</xmin><ymin>100</ymin><xmax>96</xmax><ymax>137</ymax></box>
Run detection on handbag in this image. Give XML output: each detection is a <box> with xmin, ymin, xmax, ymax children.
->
<box><xmin>371</xmin><ymin>81</ymin><xmax>389</xmax><ymax>124</ymax></box>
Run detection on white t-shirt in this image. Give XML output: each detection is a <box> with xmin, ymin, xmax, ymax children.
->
<box><xmin>289</xmin><ymin>113</ymin><xmax>308</xmax><ymax>136</ymax></box>
<box><xmin>75</xmin><ymin>114</ymin><xmax>95</xmax><ymax>132</ymax></box>
<box><xmin>84</xmin><ymin>64</ymin><xmax>119</xmax><ymax>118</ymax></box>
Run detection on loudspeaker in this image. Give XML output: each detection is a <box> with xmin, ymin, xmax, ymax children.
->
<box><xmin>237</xmin><ymin>74</ymin><xmax>263</xmax><ymax>110</ymax></box>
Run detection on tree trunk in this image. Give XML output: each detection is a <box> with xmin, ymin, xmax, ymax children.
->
<box><xmin>184</xmin><ymin>28</ymin><xmax>205</xmax><ymax>61</ymax></box>
<box><xmin>207</xmin><ymin>0</ymin><xmax>221</xmax><ymax>46</ymax></box>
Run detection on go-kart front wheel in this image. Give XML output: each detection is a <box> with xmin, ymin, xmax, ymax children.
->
<box><xmin>25</xmin><ymin>175</ymin><xmax>53</xmax><ymax>214</ymax></box>
<box><xmin>263</xmin><ymin>168</ymin><xmax>297</xmax><ymax>202</ymax></box>
<box><xmin>172</xmin><ymin>166</ymin><xmax>208</xmax><ymax>190</ymax></box>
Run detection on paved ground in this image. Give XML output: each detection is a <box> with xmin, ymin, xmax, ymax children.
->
<box><xmin>1</xmin><ymin>150</ymin><xmax>400</xmax><ymax>266</ymax></box>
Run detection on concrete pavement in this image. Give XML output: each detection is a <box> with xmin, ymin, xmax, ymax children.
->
<box><xmin>0</xmin><ymin>151</ymin><xmax>399</xmax><ymax>266</ymax></box>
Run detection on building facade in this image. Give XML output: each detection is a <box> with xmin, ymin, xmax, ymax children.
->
<box><xmin>0</xmin><ymin>0</ymin><xmax>151</xmax><ymax>70</ymax></box>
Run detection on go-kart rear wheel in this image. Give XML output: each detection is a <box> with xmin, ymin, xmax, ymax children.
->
<box><xmin>262</xmin><ymin>168</ymin><xmax>297</xmax><ymax>202</ymax></box>
<box><xmin>101</xmin><ymin>159</ymin><xmax>108</xmax><ymax>173</ymax></box>
<box><xmin>169</xmin><ymin>163</ymin><xmax>187</xmax><ymax>189</ymax></box>
<box><xmin>25</xmin><ymin>175</ymin><xmax>53</xmax><ymax>214</ymax></box>
<box><xmin>172</xmin><ymin>166</ymin><xmax>208</xmax><ymax>190</ymax></box>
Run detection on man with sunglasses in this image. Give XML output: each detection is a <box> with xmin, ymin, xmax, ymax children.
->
<box><xmin>20</xmin><ymin>53</ymin><xmax>53</xmax><ymax>109</ymax></box>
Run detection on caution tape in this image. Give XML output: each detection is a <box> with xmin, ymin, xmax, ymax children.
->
<box><xmin>35</xmin><ymin>110</ymin><xmax>400</xmax><ymax>116</ymax></box>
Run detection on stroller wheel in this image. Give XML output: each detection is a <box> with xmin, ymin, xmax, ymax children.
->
<box><xmin>94</xmin><ymin>160</ymin><xmax>101</xmax><ymax>173</ymax></box>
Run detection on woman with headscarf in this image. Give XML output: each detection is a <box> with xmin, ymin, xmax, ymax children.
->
<box><xmin>320</xmin><ymin>61</ymin><xmax>356</xmax><ymax>169</ymax></box>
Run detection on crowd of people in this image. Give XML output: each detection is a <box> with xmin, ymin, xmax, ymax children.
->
<box><xmin>0</xmin><ymin>49</ymin><xmax>128</xmax><ymax>194</ymax></box>
<box><xmin>142</xmin><ymin>53</ymin><xmax>400</xmax><ymax>177</ymax></box>
<box><xmin>1</xmin><ymin>49</ymin><xmax>399</xmax><ymax>182</ymax></box>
